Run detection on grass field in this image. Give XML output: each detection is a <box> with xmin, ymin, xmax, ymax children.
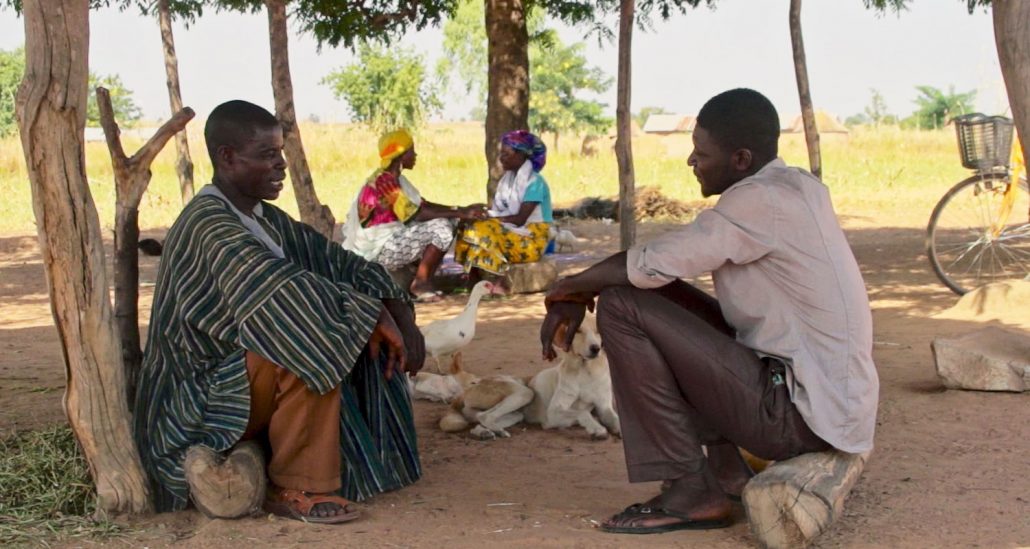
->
<box><xmin>0</xmin><ymin>122</ymin><xmax>971</xmax><ymax>235</ymax></box>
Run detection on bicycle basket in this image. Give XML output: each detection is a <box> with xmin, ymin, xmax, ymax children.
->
<box><xmin>953</xmin><ymin>113</ymin><xmax>1014</xmax><ymax>172</ymax></box>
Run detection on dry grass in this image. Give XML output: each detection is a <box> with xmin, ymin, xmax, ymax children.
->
<box><xmin>0</xmin><ymin>426</ymin><xmax>131</xmax><ymax>547</ymax></box>
<box><xmin>0</xmin><ymin>123</ymin><xmax>970</xmax><ymax>235</ymax></box>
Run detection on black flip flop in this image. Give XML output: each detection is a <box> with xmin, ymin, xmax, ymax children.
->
<box><xmin>599</xmin><ymin>503</ymin><xmax>732</xmax><ymax>535</ymax></box>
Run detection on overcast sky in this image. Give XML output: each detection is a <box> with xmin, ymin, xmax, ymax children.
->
<box><xmin>0</xmin><ymin>1</ymin><xmax>1006</xmax><ymax>123</ymax></box>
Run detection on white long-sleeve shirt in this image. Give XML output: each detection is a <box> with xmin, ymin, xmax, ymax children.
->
<box><xmin>626</xmin><ymin>158</ymin><xmax>878</xmax><ymax>454</ymax></box>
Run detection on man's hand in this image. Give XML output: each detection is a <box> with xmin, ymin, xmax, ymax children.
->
<box><xmin>368</xmin><ymin>306</ymin><xmax>407</xmax><ymax>380</ymax></box>
<box><xmin>540</xmin><ymin>301</ymin><xmax>593</xmax><ymax>362</ymax></box>
<box><xmin>383</xmin><ymin>298</ymin><xmax>426</xmax><ymax>375</ymax></box>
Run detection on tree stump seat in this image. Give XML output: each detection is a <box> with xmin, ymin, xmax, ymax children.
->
<box><xmin>742</xmin><ymin>450</ymin><xmax>869</xmax><ymax>549</ymax></box>
<box><xmin>390</xmin><ymin>257</ymin><xmax>559</xmax><ymax>296</ymax></box>
<box><xmin>184</xmin><ymin>441</ymin><xmax>267</xmax><ymax>519</ymax></box>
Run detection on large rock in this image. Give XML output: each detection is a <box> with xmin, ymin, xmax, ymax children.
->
<box><xmin>503</xmin><ymin>257</ymin><xmax>559</xmax><ymax>294</ymax></box>
<box><xmin>743</xmin><ymin>450</ymin><xmax>869</xmax><ymax>549</ymax></box>
<box><xmin>932</xmin><ymin>326</ymin><xmax>1030</xmax><ymax>392</ymax></box>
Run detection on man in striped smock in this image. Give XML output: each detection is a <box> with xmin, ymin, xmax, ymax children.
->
<box><xmin>134</xmin><ymin>100</ymin><xmax>424</xmax><ymax>524</ymax></box>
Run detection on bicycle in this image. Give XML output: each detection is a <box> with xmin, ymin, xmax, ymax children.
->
<box><xmin>926</xmin><ymin>113</ymin><xmax>1030</xmax><ymax>295</ymax></box>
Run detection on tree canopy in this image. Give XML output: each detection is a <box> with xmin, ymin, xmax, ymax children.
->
<box><xmin>909</xmin><ymin>85</ymin><xmax>976</xmax><ymax>129</ymax></box>
<box><xmin>438</xmin><ymin>0</ymin><xmax>611</xmax><ymax>139</ymax></box>
<box><xmin>322</xmin><ymin>43</ymin><xmax>441</xmax><ymax>132</ymax></box>
<box><xmin>529</xmin><ymin>37</ymin><xmax>612</xmax><ymax>142</ymax></box>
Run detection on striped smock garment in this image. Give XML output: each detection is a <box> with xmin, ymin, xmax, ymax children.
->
<box><xmin>134</xmin><ymin>194</ymin><xmax>421</xmax><ymax>512</ymax></box>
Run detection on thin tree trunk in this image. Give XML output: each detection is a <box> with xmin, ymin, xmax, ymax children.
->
<box><xmin>615</xmin><ymin>0</ymin><xmax>636</xmax><ymax>250</ymax></box>
<box><xmin>485</xmin><ymin>0</ymin><xmax>529</xmax><ymax>199</ymax></box>
<box><xmin>97</xmin><ymin>87</ymin><xmax>194</xmax><ymax>404</ymax></box>
<box><xmin>158</xmin><ymin>0</ymin><xmax>195</xmax><ymax>205</ymax></box>
<box><xmin>993</xmin><ymin>0</ymin><xmax>1030</xmax><ymax>177</ymax></box>
<box><xmin>789</xmin><ymin>0</ymin><xmax>821</xmax><ymax>179</ymax></box>
<box><xmin>265</xmin><ymin>0</ymin><xmax>335</xmax><ymax>238</ymax></box>
<box><xmin>16</xmin><ymin>0</ymin><xmax>151</xmax><ymax>516</ymax></box>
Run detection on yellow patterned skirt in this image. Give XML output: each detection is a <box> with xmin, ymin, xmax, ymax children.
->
<box><xmin>454</xmin><ymin>220</ymin><xmax>550</xmax><ymax>275</ymax></box>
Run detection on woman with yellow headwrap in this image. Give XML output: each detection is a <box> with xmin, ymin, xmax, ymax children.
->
<box><xmin>343</xmin><ymin>129</ymin><xmax>488</xmax><ymax>301</ymax></box>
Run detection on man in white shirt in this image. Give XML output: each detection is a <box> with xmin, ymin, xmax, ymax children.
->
<box><xmin>539</xmin><ymin>88</ymin><xmax>878</xmax><ymax>534</ymax></box>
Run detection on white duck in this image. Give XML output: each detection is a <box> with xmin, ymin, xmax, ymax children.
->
<box><xmin>419</xmin><ymin>280</ymin><xmax>493</xmax><ymax>372</ymax></box>
<box><xmin>549</xmin><ymin>226</ymin><xmax>583</xmax><ymax>253</ymax></box>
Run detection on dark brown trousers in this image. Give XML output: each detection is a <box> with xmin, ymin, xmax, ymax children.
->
<box><xmin>596</xmin><ymin>282</ymin><xmax>829</xmax><ymax>483</ymax></box>
<box><xmin>241</xmin><ymin>352</ymin><xmax>342</xmax><ymax>493</ymax></box>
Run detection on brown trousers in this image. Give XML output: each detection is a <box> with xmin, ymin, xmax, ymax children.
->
<box><xmin>596</xmin><ymin>282</ymin><xmax>829</xmax><ymax>484</ymax></box>
<box><xmin>241</xmin><ymin>352</ymin><xmax>341</xmax><ymax>493</ymax></box>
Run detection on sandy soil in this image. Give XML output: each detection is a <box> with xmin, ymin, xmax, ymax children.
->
<box><xmin>1</xmin><ymin>218</ymin><xmax>1028</xmax><ymax>548</ymax></box>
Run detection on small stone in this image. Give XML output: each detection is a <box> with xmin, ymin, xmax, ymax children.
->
<box><xmin>932</xmin><ymin>327</ymin><xmax>1030</xmax><ymax>392</ymax></box>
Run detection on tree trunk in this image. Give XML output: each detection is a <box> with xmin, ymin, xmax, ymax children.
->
<box><xmin>265</xmin><ymin>0</ymin><xmax>335</xmax><ymax>238</ymax></box>
<box><xmin>97</xmin><ymin>87</ymin><xmax>194</xmax><ymax>403</ymax></box>
<box><xmin>553</xmin><ymin>132</ymin><xmax>559</xmax><ymax>154</ymax></box>
<box><xmin>16</xmin><ymin>0</ymin><xmax>151</xmax><ymax>516</ymax></box>
<box><xmin>615</xmin><ymin>0</ymin><xmax>636</xmax><ymax>250</ymax></box>
<box><xmin>993</xmin><ymin>1</ymin><xmax>1030</xmax><ymax>176</ymax></box>
<box><xmin>789</xmin><ymin>0</ymin><xmax>821</xmax><ymax>179</ymax></box>
<box><xmin>484</xmin><ymin>0</ymin><xmax>529</xmax><ymax>199</ymax></box>
<box><xmin>158</xmin><ymin>0</ymin><xmax>195</xmax><ymax>205</ymax></box>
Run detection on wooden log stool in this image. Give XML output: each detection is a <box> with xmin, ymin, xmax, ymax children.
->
<box><xmin>742</xmin><ymin>450</ymin><xmax>869</xmax><ymax>549</ymax></box>
<box><xmin>184</xmin><ymin>441</ymin><xmax>267</xmax><ymax>519</ymax></box>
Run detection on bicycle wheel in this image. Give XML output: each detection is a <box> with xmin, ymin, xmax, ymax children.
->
<box><xmin>927</xmin><ymin>173</ymin><xmax>1030</xmax><ymax>295</ymax></box>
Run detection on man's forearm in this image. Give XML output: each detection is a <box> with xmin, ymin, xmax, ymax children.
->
<box><xmin>559</xmin><ymin>251</ymin><xmax>632</xmax><ymax>296</ymax></box>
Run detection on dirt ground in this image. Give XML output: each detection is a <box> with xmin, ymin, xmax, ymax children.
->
<box><xmin>1</xmin><ymin>217</ymin><xmax>1028</xmax><ymax>548</ymax></box>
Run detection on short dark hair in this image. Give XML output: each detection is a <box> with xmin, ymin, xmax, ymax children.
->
<box><xmin>695</xmin><ymin>88</ymin><xmax>780</xmax><ymax>160</ymax></box>
<box><xmin>204</xmin><ymin>100</ymin><xmax>280</xmax><ymax>163</ymax></box>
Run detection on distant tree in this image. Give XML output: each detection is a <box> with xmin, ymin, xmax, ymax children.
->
<box><xmin>210</xmin><ymin>0</ymin><xmax>452</xmax><ymax>237</ymax></box>
<box><xmin>436</xmin><ymin>0</ymin><xmax>485</xmax><ymax>112</ymax></box>
<box><xmin>529</xmin><ymin>37</ymin><xmax>612</xmax><ymax>151</ymax></box>
<box><xmin>1</xmin><ymin>48</ymin><xmax>142</xmax><ymax>130</ymax></box>
<box><xmin>438</xmin><ymin>0</ymin><xmax>611</xmax><ymax>151</ymax></box>
<box><xmin>864</xmin><ymin>88</ymin><xmax>891</xmax><ymax>127</ymax></box>
<box><xmin>911</xmin><ymin>85</ymin><xmax>976</xmax><ymax>129</ymax></box>
<box><xmin>844</xmin><ymin>113</ymin><xmax>870</xmax><ymax>127</ymax></box>
<box><xmin>634</xmin><ymin>106</ymin><xmax>669</xmax><ymax>129</ymax></box>
<box><xmin>0</xmin><ymin>47</ymin><xmax>24</xmax><ymax>136</ymax></box>
<box><xmin>86</xmin><ymin>73</ymin><xmax>143</xmax><ymax>127</ymax></box>
<box><xmin>323</xmin><ymin>43</ymin><xmax>441</xmax><ymax>133</ymax></box>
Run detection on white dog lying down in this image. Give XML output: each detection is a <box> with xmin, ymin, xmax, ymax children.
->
<box><xmin>435</xmin><ymin>312</ymin><xmax>620</xmax><ymax>440</ymax></box>
<box><xmin>523</xmin><ymin>313</ymin><xmax>620</xmax><ymax>439</ymax></box>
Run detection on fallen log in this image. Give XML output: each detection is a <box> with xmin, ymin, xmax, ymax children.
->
<box><xmin>742</xmin><ymin>450</ymin><xmax>869</xmax><ymax>549</ymax></box>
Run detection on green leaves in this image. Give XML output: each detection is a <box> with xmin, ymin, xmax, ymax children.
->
<box><xmin>0</xmin><ymin>47</ymin><xmax>23</xmax><ymax>137</ymax></box>
<box><xmin>528</xmin><ymin>38</ymin><xmax>612</xmax><ymax>140</ymax></box>
<box><xmin>0</xmin><ymin>48</ymin><xmax>141</xmax><ymax>133</ymax></box>
<box><xmin>322</xmin><ymin>43</ymin><xmax>441</xmax><ymax>133</ymax></box>
<box><xmin>87</xmin><ymin>73</ymin><xmax>143</xmax><ymax>127</ymax></box>
<box><xmin>910</xmin><ymin>85</ymin><xmax>977</xmax><ymax>130</ymax></box>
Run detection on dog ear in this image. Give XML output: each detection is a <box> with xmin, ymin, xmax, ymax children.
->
<box><xmin>449</xmin><ymin>352</ymin><xmax>463</xmax><ymax>374</ymax></box>
<box><xmin>553</xmin><ymin>323</ymin><xmax>568</xmax><ymax>346</ymax></box>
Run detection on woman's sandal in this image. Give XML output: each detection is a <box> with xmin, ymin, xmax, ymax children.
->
<box><xmin>264</xmin><ymin>488</ymin><xmax>361</xmax><ymax>524</ymax></box>
<box><xmin>411</xmin><ymin>290</ymin><xmax>444</xmax><ymax>303</ymax></box>
<box><xmin>599</xmin><ymin>503</ymin><xmax>731</xmax><ymax>534</ymax></box>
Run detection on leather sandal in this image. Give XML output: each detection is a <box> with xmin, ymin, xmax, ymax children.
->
<box><xmin>264</xmin><ymin>488</ymin><xmax>361</xmax><ymax>524</ymax></box>
<box><xmin>600</xmin><ymin>503</ymin><xmax>731</xmax><ymax>534</ymax></box>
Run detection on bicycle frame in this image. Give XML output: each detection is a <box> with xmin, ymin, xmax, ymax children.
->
<box><xmin>989</xmin><ymin>144</ymin><xmax>1026</xmax><ymax>238</ymax></box>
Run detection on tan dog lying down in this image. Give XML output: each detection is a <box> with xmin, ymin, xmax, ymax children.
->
<box><xmin>437</xmin><ymin>312</ymin><xmax>620</xmax><ymax>440</ymax></box>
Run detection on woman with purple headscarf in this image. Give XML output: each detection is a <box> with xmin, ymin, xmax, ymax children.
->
<box><xmin>454</xmin><ymin>130</ymin><xmax>554</xmax><ymax>289</ymax></box>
